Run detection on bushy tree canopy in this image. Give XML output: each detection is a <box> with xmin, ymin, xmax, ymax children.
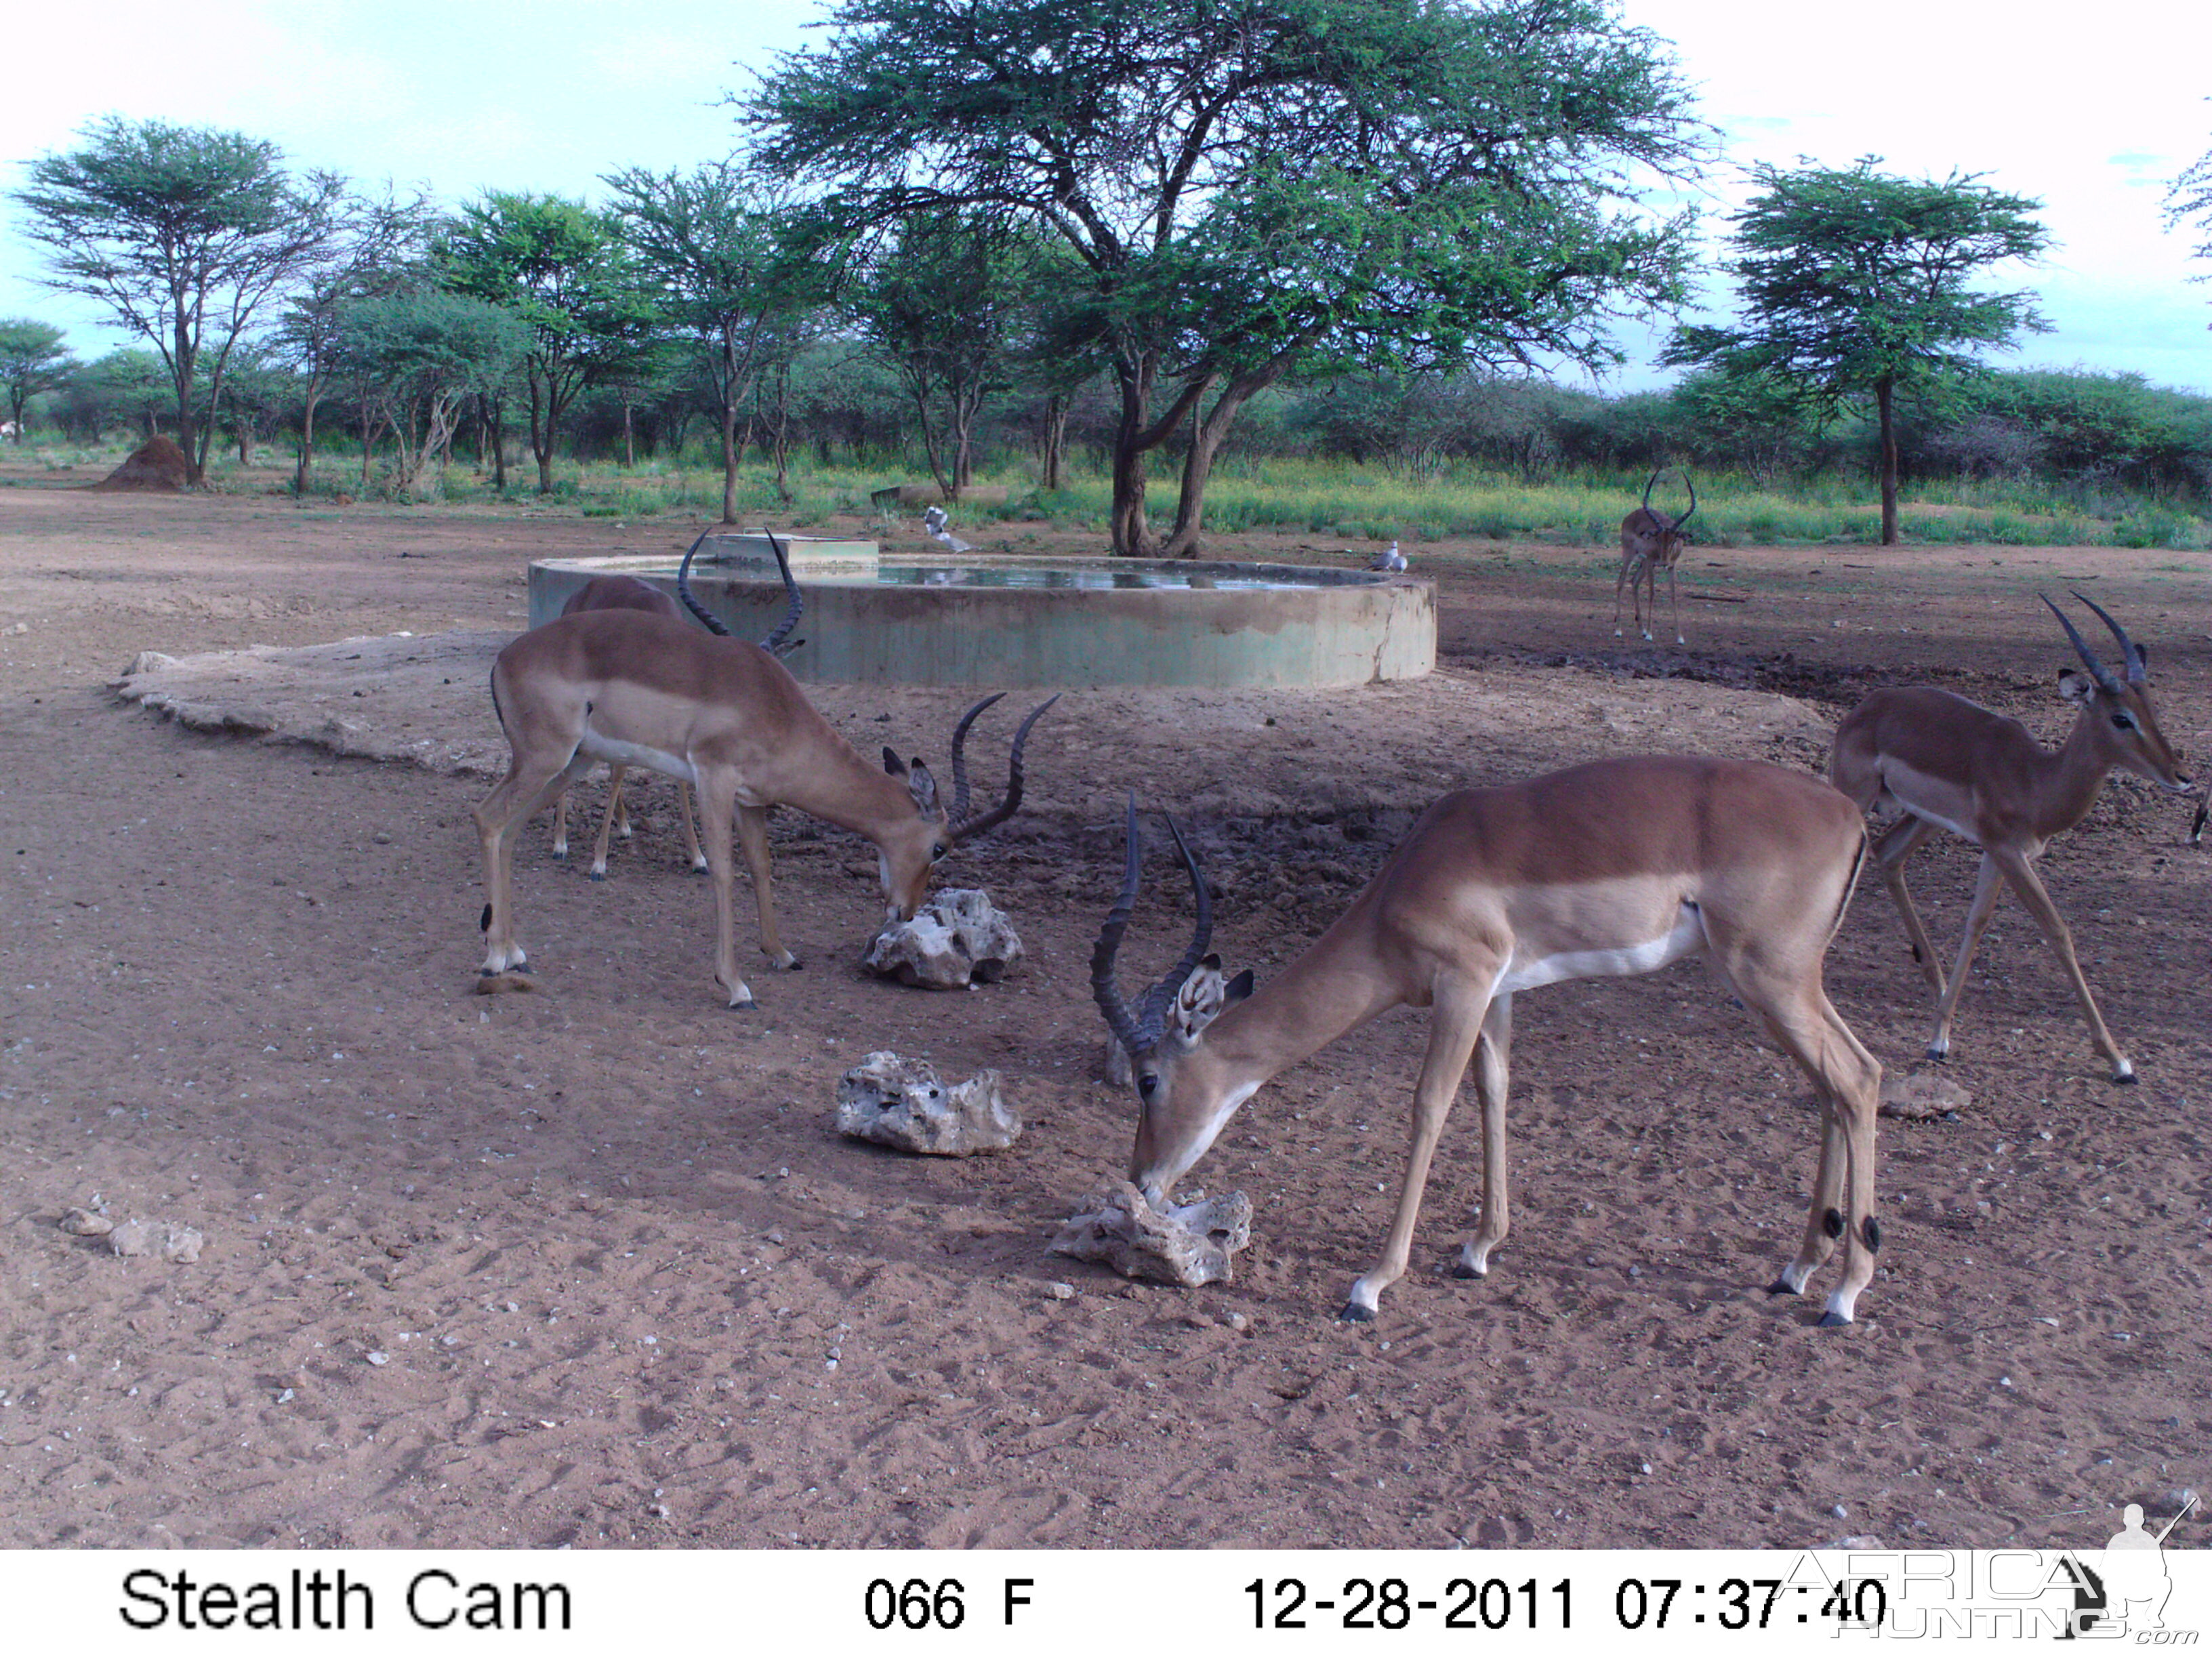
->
<box><xmin>750</xmin><ymin>0</ymin><xmax>1708</xmax><ymax>552</ymax></box>
<box><xmin>1666</xmin><ymin>157</ymin><xmax>2050</xmax><ymax>542</ymax></box>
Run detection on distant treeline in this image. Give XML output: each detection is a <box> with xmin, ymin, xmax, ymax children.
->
<box><xmin>21</xmin><ymin>348</ymin><xmax>2211</xmax><ymax>509</ymax></box>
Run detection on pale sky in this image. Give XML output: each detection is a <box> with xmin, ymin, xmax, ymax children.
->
<box><xmin>2</xmin><ymin>0</ymin><xmax>2207</xmax><ymax>393</ymax></box>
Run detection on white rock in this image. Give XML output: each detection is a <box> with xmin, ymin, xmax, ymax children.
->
<box><xmin>118</xmin><ymin>649</ymin><xmax>176</xmax><ymax>676</ymax></box>
<box><xmin>862</xmin><ymin>888</ymin><xmax>1023</xmax><ymax>989</ymax></box>
<box><xmin>107</xmin><ymin>1217</ymin><xmax>202</xmax><ymax>1261</ymax></box>
<box><xmin>1880</xmin><ymin>1072</ymin><xmax>1971</xmax><ymax>1120</ymax></box>
<box><xmin>59</xmin><ymin>1207</ymin><xmax>113</xmax><ymax>1237</ymax></box>
<box><xmin>834</xmin><ymin>1051</ymin><xmax>1021</xmax><ymax>1155</ymax></box>
<box><xmin>1051</xmin><ymin>1181</ymin><xmax>1253</xmax><ymax>1288</ymax></box>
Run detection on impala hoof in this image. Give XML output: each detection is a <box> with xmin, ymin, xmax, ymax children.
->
<box><xmin>2112</xmin><ymin>1065</ymin><xmax>2138</xmax><ymax>1086</ymax></box>
<box><xmin>588</xmin><ymin>870</ymin><xmax>607</xmax><ymax>883</ymax></box>
<box><xmin>1765</xmin><ymin>1277</ymin><xmax>1800</xmax><ymax>1297</ymax></box>
<box><xmin>1450</xmin><ymin>1261</ymin><xmax>1485</xmax><ymax>1280</ymax></box>
<box><xmin>1816</xmin><ymin>1309</ymin><xmax>1853</xmax><ymax>1328</ymax></box>
<box><xmin>1924</xmin><ymin>1044</ymin><xmax>1948</xmax><ymax>1063</ymax></box>
<box><xmin>1337</xmin><ymin>1302</ymin><xmax>1376</xmax><ymax>1324</ymax></box>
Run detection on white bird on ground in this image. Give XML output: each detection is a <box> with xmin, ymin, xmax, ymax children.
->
<box><xmin>1370</xmin><ymin>540</ymin><xmax>1406</xmax><ymax>572</ymax></box>
<box><xmin>922</xmin><ymin>504</ymin><xmax>976</xmax><ymax>554</ymax></box>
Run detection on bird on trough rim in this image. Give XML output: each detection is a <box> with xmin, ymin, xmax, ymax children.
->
<box><xmin>1370</xmin><ymin>540</ymin><xmax>1406</xmax><ymax>572</ymax></box>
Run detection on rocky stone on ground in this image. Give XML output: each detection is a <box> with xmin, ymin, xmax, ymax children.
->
<box><xmin>834</xmin><ymin>1051</ymin><xmax>1021</xmax><ymax>1155</ymax></box>
<box><xmin>107</xmin><ymin>1218</ymin><xmax>205</xmax><ymax>1262</ymax></box>
<box><xmin>1879</xmin><ymin>1071</ymin><xmax>1973</xmax><ymax>1120</ymax></box>
<box><xmin>1051</xmin><ymin>1182</ymin><xmax>1253</xmax><ymax>1288</ymax></box>
<box><xmin>861</xmin><ymin>888</ymin><xmax>1023</xmax><ymax>989</ymax></box>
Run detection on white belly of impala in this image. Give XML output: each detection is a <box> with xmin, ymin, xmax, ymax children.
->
<box><xmin>577</xmin><ymin>731</ymin><xmax>697</xmax><ymax>785</ymax></box>
<box><xmin>1498</xmin><ymin>903</ymin><xmax>1704</xmax><ymax>993</ymax></box>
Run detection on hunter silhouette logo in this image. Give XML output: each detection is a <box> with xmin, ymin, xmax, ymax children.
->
<box><xmin>2060</xmin><ymin>1494</ymin><xmax>2197</xmax><ymax>1639</ymax></box>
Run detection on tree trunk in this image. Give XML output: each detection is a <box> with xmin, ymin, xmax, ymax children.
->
<box><xmin>295</xmin><ymin>372</ymin><xmax>324</xmax><ymax>496</ymax></box>
<box><xmin>1876</xmin><ymin>377</ymin><xmax>1900</xmax><ymax>546</ymax></box>
<box><xmin>1161</xmin><ymin>372</ymin><xmax>1273</xmax><ymax>558</ymax></box>
<box><xmin>1039</xmin><ymin>394</ymin><xmax>1069</xmax><ymax>492</ymax></box>
<box><xmin>528</xmin><ymin>371</ymin><xmax>554</xmax><ymax>494</ymax></box>
<box><xmin>623</xmin><ymin>400</ymin><xmax>635</xmax><ymax>470</ymax></box>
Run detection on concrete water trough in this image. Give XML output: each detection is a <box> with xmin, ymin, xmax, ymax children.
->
<box><xmin>527</xmin><ymin>535</ymin><xmax>1433</xmax><ymax>690</ymax></box>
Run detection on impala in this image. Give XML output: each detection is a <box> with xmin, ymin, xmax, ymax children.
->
<box><xmin>544</xmin><ymin>535</ymin><xmax>807</xmax><ymax>879</ymax></box>
<box><xmin>1613</xmin><ymin>470</ymin><xmax>1698</xmax><ymax>645</ymax></box>
<box><xmin>548</xmin><ymin>573</ymin><xmax>707</xmax><ymax>880</ymax></box>
<box><xmin>474</xmin><ymin>537</ymin><xmax>1054</xmax><ymax>1006</ymax></box>
<box><xmin>1092</xmin><ymin>756</ymin><xmax>1885</xmax><ymax>1326</ymax></box>
<box><xmin>1829</xmin><ymin>592</ymin><xmax>2193</xmax><ymax>1082</ymax></box>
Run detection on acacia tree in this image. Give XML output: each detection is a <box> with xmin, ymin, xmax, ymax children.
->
<box><xmin>2168</xmin><ymin>126</ymin><xmax>2212</xmax><ymax>308</ymax></box>
<box><xmin>438</xmin><ymin>193</ymin><xmax>657</xmax><ymax>493</ymax></box>
<box><xmin>750</xmin><ymin>0</ymin><xmax>1706</xmax><ymax>555</ymax></box>
<box><xmin>0</xmin><ymin>319</ymin><xmax>78</xmax><ymax>441</ymax></box>
<box><xmin>336</xmin><ymin>291</ymin><xmax>530</xmax><ymax>498</ymax></box>
<box><xmin>12</xmin><ymin>117</ymin><xmax>344</xmax><ymax>483</ymax></box>
<box><xmin>601</xmin><ymin>165</ymin><xmax>828</xmax><ymax>520</ymax></box>
<box><xmin>853</xmin><ymin>211</ymin><xmax>1044</xmax><ymax>499</ymax></box>
<box><xmin>1666</xmin><ymin>159</ymin><xmax>2051</xmax><ymax>544</ymax></box>
<box><xmin>273</xmin><ymin>185</ymin><xmax>436</xmax><ymax>494</ymax></box>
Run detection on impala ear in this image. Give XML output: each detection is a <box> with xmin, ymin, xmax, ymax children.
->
<box><xmin>1170</xmin><ymin>954</ymin><xmax>1248</xmax><ymax>1042</ymax></box>
<box><xmin>882</xmin><ymin>747</ymin><xmax>906</xmax><ymax>776</ymax></box>
<box><xmin>904</xmin><ymin>759</ymin><xmax>939</xmax><ymax>815</ymax></box>
<box><xmin>2057</xmin><ymin>669</ymin><xmax>2095</xmax><ymax>705</ymax></box>
<box><xmin>1225</xmin><ymin>968</ymin><xmax>1255</xmax><ymax>1005</ymax></box>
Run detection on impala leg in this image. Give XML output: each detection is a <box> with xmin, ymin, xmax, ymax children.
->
<box><xmin>1639</xmin><ymin>560</ymin><xmax>1657</xmax><ymax>641</ymax></box>
<box><xmin>1344</xmin><ymin>977</ymin><xmax>1492</xmax><ymax>1322</ymax></box>
<box><xmin>735</xmin><ymin>802</ymin><xmax>800</xmax><ymax>971</ymax></box>
<box><xmin>691</xmin><ymin>776</ymin><xmax>754</xmax><ymax>1008</ymax></box>
<box><xmin>1990</xmin><ymin>847</ymin><xmax>2134</xmax><ymax>1082</ymax></box>
<box><xmin>588</xmin><ymin>764</ymin><xmax>628</xmax><ymax>880</ymax></box>
<box><xmin>677</xmin><ymin>782</ymin><xmax>707</xmax><ymax>873</ymax></box>
<box><xmin>475</xmin><ymin>750</ymin><xmax>589</xmax><ymax>977</ymax></box>
<box><xmin>1613</xmin><ymin>554</ymin><xmax>1642</xmax><ymax>637</ymax></box>
<box><xmin>1667</xmin><ymin>558</ymin><xmax>1683</xmax><ymax>646</ymax></box>
<box><xmin>1870</xmin><ymin>814</ymin><xmax>1947</xmax><ymax>994</ymax></box>
<box><xmin>1767</xmin><ymin>993</ymin><xmax>1883</xmax><ymax>1324</ymax></box>
<box><xmin>1927</xmin><ymin>852</ymin><xmax>2007</xmax><ymax>1061</ymax></box>
<box><xmin>551</xmin><ymin>790</ymin><xmax>571</xmax><ymax>861</ymax></box>
<box><xmin>1454</xmin><ymin>992</ymin><xmax>1515</xmax><ymax>1279</ymax></box>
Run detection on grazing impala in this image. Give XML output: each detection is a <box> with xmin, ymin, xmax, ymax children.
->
<box><xmin>545</xmin><ymin>535</ymin><xmax>807</xmax><ymax>879</ymax></box>
<box><xmin>1092</xmin><ymin>757</ymin><xmax>1885</xmax><ymax>1326</ymax></box>
<box><xmin>1613</xmin><ymin>470</ymin><xmax>1698</xmax><ymax>645</ymax></box>
<box><xmin>1829</xmin><ymin>593</ymin><xmax>2193</xmax><ymax>1082</ymax></box>
<box><xmin>474</xmin><ymin>537</ymin><xmax>1054</xmax><ymax>1007</ymax></box>
<box><xmin>548</xmin><ymin>574</ymin><xmax>708</xmax><ymax>879</ymax></box>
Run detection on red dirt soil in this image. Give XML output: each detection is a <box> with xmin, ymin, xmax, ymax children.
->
<box><xmin>0</xmin><ymin>476</ymin><xmax>2206</xmax><ymax>1551</ymax></box>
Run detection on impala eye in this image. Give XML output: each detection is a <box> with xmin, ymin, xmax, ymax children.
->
<box><xmin>1138</xmin><ymin>1073</ymin><xmax>1160</xmax><ymax>1097</ymax></box>
<box><xmin>932</xmin><ymin>842</ymin><xmax>948</xmax><ymax>860</ymax></box>
<box><xmin>2112</xmin><ymin>712</ymin><xmax>2136</xmax><ymax>731</ymax></box>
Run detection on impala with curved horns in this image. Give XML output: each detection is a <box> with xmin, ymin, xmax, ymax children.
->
<box><xmin>1829</xmin><ymin>592</ymin><xmax>2193</xmax><ymax>1082</ymax></box>
<box><xmin>1614</xmin><ymin>470</ymin><xmax>1698</xmax><ymax>645</ymax></box>
<box><xmin>474</xmin><ymin>535</ymin><xmax>1055</xmax><ymax>1008</ymax></box>
<box><xmin>1092</xmin><ymin>758</ymin><xmax>1886</xmax><ymax>1326</ymax></box>
<box><xmin>544</xmin><ymin>532</ymin><xmax>806</xmax><ymax>880</ymax></box>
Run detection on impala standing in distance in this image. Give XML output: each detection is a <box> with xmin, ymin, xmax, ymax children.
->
<box><xmin>1829</xmin><ymin>592</ymin><xmax>2193</xmax><ymax>1082</ymax></box>
<box><xmin>1614</xmin><ymin>470</ymin><xmax>1698</xmax><ymax>645</ymax></box>
<box><xmin>1092</xmin><ymin>756</ymin><xmax>1887</xmax><ymax>1326</ymax></box>
<box><xmin>474</xmin><ymin>532</ymin><xmax>1054</xmax><ymax>1006</ymax></box>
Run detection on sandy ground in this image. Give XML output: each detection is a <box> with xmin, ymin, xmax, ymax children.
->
<box><xmin>1</xmin><ymin>473</ymin><xmax>2208</xmax><ymax>1551</ymax></box>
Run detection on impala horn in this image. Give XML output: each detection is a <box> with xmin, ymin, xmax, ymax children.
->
<box><xmin>675</xmin><ymin>532</ymin><xmax>731</xmax><ymax>637</ymax></box>
<box><xmin>1088</xmin><ymin>796</ymin><xmax>1214</xmax><ymax>1055</ymax></box>
<box><xmin>2043</xmin><ymin>593</ymin><xmax>2125</xmax><ymax>695</ymax></box>
<box><xmin>760</xmin><ymin>529</ymin><xmax>804</xmax><ymax>657</ymax></box>
<box><xmin>2069</xmin><ymin>588</ymin><xmax>2146</xmax><ymax>686</ymax></box>
<box><xmin>946</xmin><ymin>691</ymin><xmax>1060</xmax><ymax>842</ymax></box>
<box><xmin>675</xmin><ymin>529</ymin><xmax>806</xmax><ymax>655</ymax></box>
<box><xmin>1673</xmin><ymin>471</ymin><xmax>1698</xmax><ymax>533</ymax></box>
